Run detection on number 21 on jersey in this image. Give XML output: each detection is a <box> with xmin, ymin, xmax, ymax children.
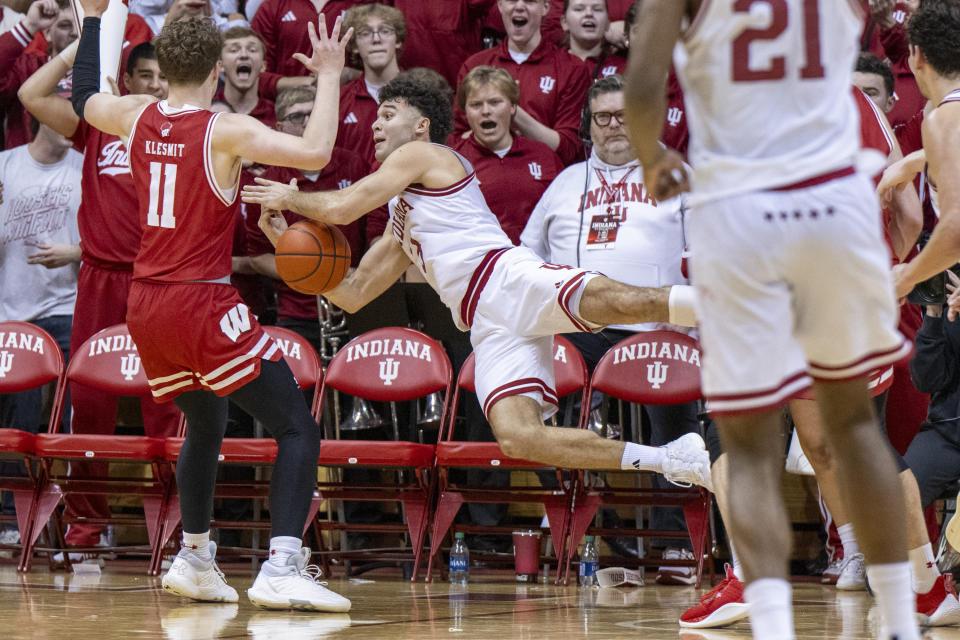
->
<box><xmin>732</xmin><ymin>0</ymin><xmax>824</xmax><ymax>82</ymax></box>
<box><xmin>147</xmin><ymin>161</ymin><xmax>177</xmax><ymax>228</ymax></box>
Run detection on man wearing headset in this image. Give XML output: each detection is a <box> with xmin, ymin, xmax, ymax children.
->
<box><xmin>520</xmin><ymin>73</ymin><xmax>699</xmax><ymax>584</ymax></box>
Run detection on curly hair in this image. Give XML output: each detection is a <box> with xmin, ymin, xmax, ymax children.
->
<box><xmin>908</xmin><ymin>0</ymin><xmax>960</xmax><ymax>78</ymax></box>
<box><xmin>154</xmin><ymin>18</ymin><xmax>224</xmax><ymax>87</ymax></box>
<box><xmin>378</xmin><ymin>77</ymin><xmax>453</xmax><ymax>144</ymax></box>
<box><xmin>855</xmin><ymin>52</ymin><xmax>895</xmax><ymax>98</ymax></box>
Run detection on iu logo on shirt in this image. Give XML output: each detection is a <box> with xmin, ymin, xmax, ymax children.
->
<box><xmin>528</xmin><ymin>162</ymin><xmax>542</xmax><ymax>180</ymax></box>
<box><xmin>98</xmin><ymin>139</ymin><xmax>130</xmax><ymax>177</ymax></box>
<box><xmin>666</xmin><ymin>107</ymin><xmax>684</xmax><ymax>128</ymax></box>
<box><xmin>600</xmin><ymin>65</ymin><xmax>618</xmax><ymax>78</ymax></box>
<box><xmin>539</xmin><ymin>76</ymin><xmax>556</xmax><ymax>95</ymax></box>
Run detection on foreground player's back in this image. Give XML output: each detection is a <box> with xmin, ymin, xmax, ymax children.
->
<box><xmin>128</xmin><ymin>101</ymin><xmax>238</xmax><ymax>283</ymax></box>
<box><xmin>676</xmin><ymin>0</ymin><xmax>864</xmax><ymax>199</ymax></box>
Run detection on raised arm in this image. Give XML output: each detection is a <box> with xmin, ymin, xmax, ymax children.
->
<box><xmin>70</xmin><ymin>0</ymin><xmax>154</xmax><ymax>137</ymax></box>
<box><xmin>18</xmin><ymin>40</ymin><xmax>80</xmax><ymax>138</ymax></box>
<box><xmin>213</xmin><ymin>16</ymin><xmax>351</xmax><ymax>172</ymax></box>
<box><xmin>241</xmin><ymin>141</ymin><xmax>438</xmax><ymax>226</ymax></box>
<box><xmin>622</xmin><ymin>0</ymin><xmax>688</xmax><ymax>200</ymax></box>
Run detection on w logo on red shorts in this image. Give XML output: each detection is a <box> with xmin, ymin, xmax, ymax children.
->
<box><xmin>220</xmin><ymin>304</ymin><xmax>252</xmax><ymax>343</ymax></box>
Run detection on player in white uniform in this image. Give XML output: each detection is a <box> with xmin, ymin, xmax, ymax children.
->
<box><xmin>242</xmin><ymin>75</ymin><xmax>713</xmax><ymax>488</ymax></box>
<box><xmin>624</xmin><ymin>2</ymin><xmax>917</xmax><ymax>640</ymax></box>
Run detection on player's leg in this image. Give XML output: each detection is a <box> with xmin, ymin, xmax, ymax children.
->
<box><xmin>577</xmin><ymin>277</ymin><xmax>673</xmax><ymax>326</ymax></box>
<box><xmin>162</xmin><ymin>388</ymin><xmax>238</xmax><ymax>603</ymax></box>
<box><xmin>813</xmin><ymin>379</ymin><xmax>916</xmax><ymax>640</ymax></box>
<box><xmin>227</xmin><ymin>358</ymin><xmax>350</xmax><ymax>612</ymax></box>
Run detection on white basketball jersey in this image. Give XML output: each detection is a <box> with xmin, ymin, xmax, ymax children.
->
<box><xmin>675</xmin><ymin>0</ymin><xmax>864</xmax><ymax>201</ymax></box>
<box><xmin>387</xmin><ymin>147</ymin><xmax>514</xmax><ymax>330</ymax></box>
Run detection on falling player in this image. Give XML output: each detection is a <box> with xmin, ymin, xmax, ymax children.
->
<box><xmin>624</xmin><ymin>2</ymin><xmax>918</xmax><ymax>640</ymax></box>
<box><xmin>70</xmin><ymin>0</ymin><xmax>352</xmax><ymax>612</ymax></box>
<box><xmin>241</xmin><ymin>76</ymin><xmax>713</xmax><ymax>490</ymax></box>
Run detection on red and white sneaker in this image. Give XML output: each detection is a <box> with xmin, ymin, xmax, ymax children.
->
<box><xmin>679</xmin><ymin>564</ymin><xmax>750</xmax><ymax>629</ymax></box>
<box><xmin>917</xmin><ymin>574</ymin><xmax>960</xmax><ymax>627</ymax></box>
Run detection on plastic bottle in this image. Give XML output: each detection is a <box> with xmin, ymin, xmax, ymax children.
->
<box><xmin>579</xmin><ymin>535</ymin><xmax>599</xmax><ymax>587</ymax></box>
<box><xmin>449</xmin><ymin>532</ymin><xmax>469</xmax><ymax>585</ymax></box>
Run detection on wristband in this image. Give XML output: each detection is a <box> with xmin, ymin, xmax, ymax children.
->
<box><xmin>668</xmin><ymin>285</ymin><xmax>698</xmax><ymax>327</ymax></box>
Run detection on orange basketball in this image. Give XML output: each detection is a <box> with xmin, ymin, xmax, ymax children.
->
<box><xmin>274</xmin><ymin>220</ymin><xmax>351</xmax><ymax>294</ymax></box>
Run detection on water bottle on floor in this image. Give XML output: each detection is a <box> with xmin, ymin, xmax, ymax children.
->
<box><xmin>579</xmin><ymin>535</ymin><xmax>599</xmax><ymax>587</ymax></box>
<box><xmin>449</xmin><ymin>532</ymin><xmax>469</xmax><ymax>585</ymax></box>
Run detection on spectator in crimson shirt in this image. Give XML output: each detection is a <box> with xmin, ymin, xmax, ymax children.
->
<box><xmin>215</xmin><ymin>26</ymin><xmax>278</xmax><ymax>128</ymax></box>
<box><xmin>387</xmin><ymin>0</ymin><xmax>493</xmax><ymax>91</ymax></box>
<box><xmin>456</xmin><ymin>0</ymin><xmax>591</xmax><ymax>166</ymax></box>
<box><xmin>251</xmin><ymin>0</ymin><xmax>372</xmax><ymax>77</ymax></box>
<box><xmin>246</xmin><ymin>86</ymin><xmax>369</xmax><ymax>349</ymax></box>
<box><xmin>562</xmin><ymin>0</ymin><xmax>625</xmax><ymax>79</ymax></box>
<box><xmin>338</xmin><ymin>3</ymin><xmax>405</xmax><ymax>168</ymax></box>
<box><xmin>452</xmin><ymin>66</ymin><xmax>562</xmax><ymax>244</ymax></box>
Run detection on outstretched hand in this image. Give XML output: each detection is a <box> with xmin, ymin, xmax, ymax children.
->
<box><xmin>293</xmin><ymin>14</ymin><xmax>354</xmax><ymax>77</ymax></box>
<box><xmin>643</xmin><ymin>148</ymin><xmax>690</xmax><ymax>201</ymax></box>
<box><xmin>78</xmin><ymin>0</ymin><xmax>110</xmax><ymax>18</ymax></box>
<box><xmin>242</xmin><ymin>177</ymin><xmax>299</xmax><ymax>212</ymax></box>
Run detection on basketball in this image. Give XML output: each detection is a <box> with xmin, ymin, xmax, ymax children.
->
<box><xmin>274</xmin><ymin>220</ymin><xmax>351</xmax><ymax>294</ymax></box>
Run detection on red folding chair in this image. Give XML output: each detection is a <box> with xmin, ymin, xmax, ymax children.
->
<box><xmin>0</xmin><ymin>322</ymin><xmax>66</xmax><ymax>571</ymax></box>
<box><xmin>155</xmin><ymin>325</ymin><xmax>325</xmax><ymax>573</ymax></box>
<box><xmin>424</xmin><ymin>336</ymin><xmax>588</xmax><ymax>584</ymax></box>
<box><xmin>563</xmin><ymin>330</ymin><xmax>713</xmax><ymax>587</ymax></box>
<box><xmin>28</xmin><ymin>324</ymin><xmax>180</xmax><ymax>573</ymax></box>
<box><xmin>315</xmin><ymin>327</ymin><xmax>451</xmax><ymax>581</ymax></box>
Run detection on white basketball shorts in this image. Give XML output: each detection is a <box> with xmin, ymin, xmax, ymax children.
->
<box><xmin>468</xmin><ymin>246</ymin><xmax>602</xmax><ymax>419</ymax></box>
<box><xmin>687</xmin><ymin>169</ymin><xmax>909</xmax><ymax>417</ymax></box>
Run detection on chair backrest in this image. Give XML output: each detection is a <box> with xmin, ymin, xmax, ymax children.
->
<box><xmin>67</xmin><ymin>324</ymin><xmax>152</xmax><ymax>396</ymax></box>
<box><xmin>590</xmin><ymin>330</ymin><xmax>702</xmax><ymax>405</ymax></box>
<box><xmin>262</xmin><ymin>325</ymin><xmax>323</xmax><ymax>418</ymax></box>
<box><xmin>444</xmin><ymin>336</ymin><xmax>589</xmax><ymax>439</ymax></box>
<box><xmin>321</xmin><ymin>327</ymin><xmax>452</xmax><ymax>402</ymax></box>
<box><xmin>0</xmin><ymin>321</ymin><xmax>65</xmax><ymax>393</ymax></box>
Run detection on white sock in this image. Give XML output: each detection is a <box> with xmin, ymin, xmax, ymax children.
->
<box><xmin>866</xmin><ymin>562</ymin><xmax>921</xmax><ymax>640</ymax></box>
<box><xmin>182</xmin><ymin>531</ymin><xmax>211</xmax><ymax>560</ymax></box>
<box><xmin>743</xmin><ymin>578</ymin><xmax>795</xmax><ymax>640</ymax></box>
<box><xmin>838</xmin><ymin>523</ymin><xmax>859</xmax><ymax>559</ymax></box>
<box><xmin>621</xmin><ymin>441</ymin><xmax>665</xmax><ymax>471</ymax></box>
<box><xmin>909</xmin><ymin>543</ymin><xmax>940</xmax><ymax>593</ymax></box>
<box><xmin>267</xmin><ymin>535</ymin><xmax>302</xmax><ymax>569</ymax></box>
<box><xmin>730</xmin><ymin>540</ymin><xmax>744</xmax><ymax>581</ymax></box>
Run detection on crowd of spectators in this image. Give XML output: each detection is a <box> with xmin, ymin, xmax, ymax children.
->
<box><xmin>0</xmin><ymin>0</ymin><xmax>946</xmax><ymax>578</ymax></box>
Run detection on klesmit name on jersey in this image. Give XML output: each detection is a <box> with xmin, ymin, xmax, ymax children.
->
<box><xmin>0</xmin><ymin>331</ymin><xmax>46</xmax><ymax>353</ymax></box>
<box><xmin>144</xmin><ymin>140</ymin><xmax>186</xmax><ymax>158</ymax></box>
<box><xmin>612</xmin><ymin>340</ymin><xmax>700</xmax><ymax>367</ymax></box>
<box><xmin>344</xmin><ymin>337</ymin><xmax>432</xmax><ymax>363</ymax></box>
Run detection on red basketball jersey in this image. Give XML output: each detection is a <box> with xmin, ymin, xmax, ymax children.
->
<box><xmin>128</xmin><ymin>101</ymin><xmax>238</xmax><ymax>282</ymax></box>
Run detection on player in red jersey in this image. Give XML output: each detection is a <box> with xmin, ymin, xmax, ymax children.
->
<box><xmin>70</xmin><ymin>3</ymin><xmax>352</xmax><ymax>611</ymax></box>
<box><xmin>19</xmin><ymin>40</ymin><xmax>182</xmax><ymax>555</ymax></box>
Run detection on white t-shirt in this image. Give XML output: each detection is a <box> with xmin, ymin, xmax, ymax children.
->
<box><xmin>0</xmin><ymin>145</ymin><xmax>83</xmax><ymax>322</ymax></box>
<box><xmin>521</xmin><ymin>148</ymin><xmax>689</xmax><ymax>332</ymax></box>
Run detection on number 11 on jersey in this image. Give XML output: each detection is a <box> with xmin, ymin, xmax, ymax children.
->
<box><xmin>147</xmin><ymin>161</ymin><xmax>177</xmax><ymax>228</ymax></box>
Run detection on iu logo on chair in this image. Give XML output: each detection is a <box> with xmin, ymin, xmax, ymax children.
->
<box><xmin>379</xmin><ymin>357</ymin><xmax>399</xmax><ymax>386</ymax></box>
<box><xmin>120</xmin><ymin>353</ymin><xmax>141</xmax><ymax>381</ymax></box>
<box><xmin>0</xmin><ymin>351</ymin><xmax>12</xmax><ymax>378</ymax></box>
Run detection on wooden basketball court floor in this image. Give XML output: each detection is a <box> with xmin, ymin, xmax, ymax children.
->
<box><xmin>3</xmin><ymin>564</ymin><xmax>960</xmax><ymax>639</ymax></box>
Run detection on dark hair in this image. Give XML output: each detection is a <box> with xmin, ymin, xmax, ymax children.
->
<box><xmin>855</xmin><ymin>52</ymin><xmax>895</xmax><ymax>98</ymax></box>
<box><xmin>378</xmin><ymin>76</ymin><xmax>453</xmax><ymax>144</ymax></box>
<box><xmin>154</xmin><ymin>18</ymin><xmax>223</xmax><ymax>86</ymax></box>
<box><xmin>397</xmin><ymin>67</ymin><xmax>454</xmax><ymax>106</ymax></box>
<box><xmin>624</xmin><ymin>0</ymin><xmax>642</xmax><ymax>33</ymax></box>
<box><xmin>125</xmin><ymin>42</ymin><xmax>157</xmax><ymax>76</ymax></box>
<box><xmin>908</xmin><ymin>0</ymin><xmax>960</xmax><ymax>77</ymax></box>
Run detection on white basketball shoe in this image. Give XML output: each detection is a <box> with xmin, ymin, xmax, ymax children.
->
<box><xmin>161</xmin><ymin>541</ymin><xmax>239</xmax><ymax>603</ymax></box>
<box><xmin>661</xmin><ymin>433</ymin><xmax>714</xmax><ymax>492</ymax></box>
<box><xmin>835</xmin><ymin>552</ymin><xmax>866</xmax><ymax>591</ymax></box>
<box><xmin>247</xmin><ymin>548</ymin><xmax>352</xmax><ymax>612</ymax></box>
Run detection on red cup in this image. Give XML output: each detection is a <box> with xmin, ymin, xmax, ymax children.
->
<box><xmin>512</xmin><ymin>530</ymin><xmax>542</xmax><ymax>582</ymax></box>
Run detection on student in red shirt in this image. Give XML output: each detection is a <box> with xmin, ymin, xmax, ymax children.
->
<box><xmin>456</xmin><ymin>0</ymin><xmax>591</xmax><ymax>166</ymax></box>
<box><xmin>215</xmin><ymin>26</ymin><xmax>277</xmax><ymax>127</ymax></box>
<box><xmin>452</xmin><ymin>66</ymin><xmax>562</xmax><ymax>244</ymax></box>
<box><xmin>18</xmin><ymin>41</ymin><xmax>181</xmax><ymax>552</ymax></box>
<box><xmin>338</xmin><ymin>3</ymin><xmax>404</xmax><ymax>168</ymax></box>
<box><xmin>562</xmin><ymin>0</ymin><xmax>625</xmax><ymax>79</ymax></box>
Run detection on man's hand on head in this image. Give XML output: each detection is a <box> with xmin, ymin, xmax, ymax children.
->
<box><xmin>24</xmin><ymin>0</ymin><xmax>58</xmax><ymax>33</ymax></box>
